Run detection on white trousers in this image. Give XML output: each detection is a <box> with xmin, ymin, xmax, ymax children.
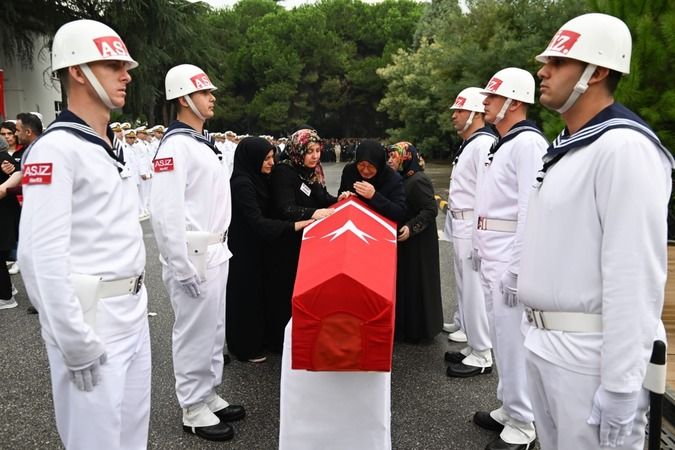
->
<box><xmin>46</xmin><ymin>313</ymin><xmax>151</xmax><ymax>450</ymax></box>
<box><xmin>163</xmin><ymin>261</ymin><xmax>228</xmax><ymax>409</ymax></box>
<box><xmin>452</xmin><ymin>236</ymin><xmax>492</xmax><ymax>354</ymax></box>
<box><xmin>480</xmin><ymin>258</ymin><xmax>533</xmax><ymax>424</ymax></box>
<box><xmin>140</xmin><ymin>178</ymin><xmax>151</xmax><ymax>213</ymax></box>
<box><xmin>526</xmin><ymin>350</ymin><xmax>649</xmax><ymax>450</ymax></box>
<box><xmin>279</xmin><ymin>320</ymin><xmax>391</xmax><ymax>450</ymax></box>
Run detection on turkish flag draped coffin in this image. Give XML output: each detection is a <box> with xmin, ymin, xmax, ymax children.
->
<box><xmin>292</xmin><ymin>198</ymin><xmax>397</xmax><ymax>372</ymax></box>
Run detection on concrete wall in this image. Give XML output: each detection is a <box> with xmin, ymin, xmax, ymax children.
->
<box><xmin>1</xmin><ymin>34</ymin><xmax>62</xmax><ymax>126</ymax></box>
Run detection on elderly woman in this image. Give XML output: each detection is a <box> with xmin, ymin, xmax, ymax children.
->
<box><xmin>226</xmin><ymin>137</ymin><xmax>314</xmax><ymax>362</ymax></box>
<box><xmin>338</xmin><ymin>139</ymin><xmax>406</xmax><ymax>222</ymax></box>
<box><xmin>267</xmin><ymin>128</ymin><xmax>337</xmax><ymax>352</ymax></box>
<box><xmin>387</xmin><ymin>141</ymin><xmax>442</xmax><ymax>342</ymax></box>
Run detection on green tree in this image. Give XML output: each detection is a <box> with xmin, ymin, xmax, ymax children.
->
<box><xmin>378</xmin><ymin>0</ymin><xmax>587</xmax><ymax>156</ymax></box>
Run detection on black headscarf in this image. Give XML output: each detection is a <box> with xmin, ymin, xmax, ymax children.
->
<box><xmin>232</xmin><ymin>136</ymin><xmax>275</xmax><ymax>200</ymax></box>
<box><xmin>353</xmin><ymin>139</ymin><xmax>388</xmax><ymax>188</ymax></box>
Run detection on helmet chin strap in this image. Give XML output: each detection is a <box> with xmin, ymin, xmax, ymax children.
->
<box><xmin>183</xmin><ymin>94</ymin><xmax>207</xmax><ymax>122</ymax></box>
<box><xmin>79</xmin><ymin>64</ymin><xmax>116</xmax><ymax>110</ymax></box>
<box><xmin>555</xmin><ymin>63</ymin><xmax>597</xmax><ymax>114</ymax></box>
<box><xmin>461</xmin><ymin>111</ymin><xmax>476</xmax><ymax>133</ymax></box>
<box><xmin>493</xmin><ymin>98</ymin><xmax>512</xmax><ymax>124</ymax></box>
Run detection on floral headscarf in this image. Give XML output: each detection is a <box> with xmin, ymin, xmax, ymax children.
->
<box><xmin>284</xmin><ymin>128</ymin><xmax>325</xmax><ymax>185</ymax></box>
<box><xmin>387</xmin><ymin>141</ymin><xmax>422</xmax><ymax>178</ymax></box>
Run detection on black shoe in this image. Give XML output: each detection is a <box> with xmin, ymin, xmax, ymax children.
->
<box><xmin>223</xmin><ymin>353</ymin><xmax>231</xmax><ymax>365</ymax></box>
<box><xmin>473</xmin><ymin>411</ymin><xmax>505</xmax><ymax>432</ymax></box>
<box><xmin>444</xmin><ymin>351</ymin><xmax>465</xmax><ymax>363</ymax></box>
<box><xmin>183</xmin><ymin>422</ymin><xmax>234</xmax><ymax>441</ymax></box>
<box><xmin>214</xmin><ymin>405</ymin><xmax>246</xmax><ymax>423</ymax></box>
<box><xmin>485</xmin><ymin>437</ymin><xmax>535</xmax><ymax>450</ymax></box>
<box><xmin>27</xmin><ymin>306</ymin><xmax>38</xmax><ymax>315</ymax></box>
<box><xmin>447</xmin><ymin>362</ymin><xmax>492</xmax><ymax>378</ymax></box>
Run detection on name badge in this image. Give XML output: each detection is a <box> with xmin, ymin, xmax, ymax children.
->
<box><xmin>300</xmin><ymin>182</ymin><xmax>311</xmax><ymax>196</ymax></box>
<box><xmin>154</xmin><ymin>157</ymin><xmax>174</xmax><ymax>173</ymax></box>
<box><xmin>22</xmin><ymin>163</ymin><xmax>53</xmax><ymax>185</ymax></box>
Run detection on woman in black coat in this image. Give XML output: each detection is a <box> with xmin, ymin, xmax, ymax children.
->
<box><xmin>226</xmin><ymin>137</ymin><xmax>314</xmax><ymax>362</ymax></box>
<box><xmin>338</xmin><ymin>139</ymin><xmax>406</xmax><ymax>223</ymax></box>
<box><xmin>386</xmin><ymin>141</ymin><xmax>443</xmax><ymax>342</ymax></box>
<box><xmin>267</xmin><ymin>129</ymin><xmax>337</xmax><ymax>352</ymax></box>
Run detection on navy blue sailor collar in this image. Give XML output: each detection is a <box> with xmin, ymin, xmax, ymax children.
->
<box><xmin>158</xmin><ymin>120</ymin><xmax>222</xmax><ymax>161</ymax></box>
<box><xmin>487</xmin><ymin>120</ymin><xmax>545</xmax><ymax>165</ymax></box>
<box><xmin>536</xmin><ymin>103</ymin><xmax>674</xmax><ymax>185</ymax></box>
<box><xmin>23</xmin><ymin>109</ymin><xmax>126</xmax><ymax>172</ymax></box>
<box><xmin>453</xmin><ymin>125</ymin><xmax>498</xmax><ymax>165</ymax></box>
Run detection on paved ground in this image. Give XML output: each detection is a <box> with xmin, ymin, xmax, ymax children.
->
<box><xmin>0</xmin><ymin>161</ymin><xmax>517</xmax><ymax>450</ymax></box>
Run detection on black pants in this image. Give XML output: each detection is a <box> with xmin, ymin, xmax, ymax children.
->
<box><xmin>0</xmin><ymin>250</ymin><xmax>11</xmax><ymax>300</ymax></box>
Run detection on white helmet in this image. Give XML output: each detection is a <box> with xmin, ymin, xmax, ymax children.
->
<box><xmin>536</xmin><ymin>13</ymin><xmax>631</xmax><ymax>74</ymax></box>
<box><xmin>165</xmin><ymin>64</ymin><xmax>217</xmax><ymax>101</ymax></box>
<box><xmin>51</xmin><ymin>20</ymin><xmax>138</xmax><ymax>71</ymax></box>
<box><xmin>450</xmin><ymin>87</ymin><xmax>486</xmax><ymax>133</ymax></box>
<box><xmin>52</xmin><ymin>20</ymin><xmax>137</xmax><ymax>111</ymax></box>
<box><xmin>536</xmin><ymin>13</ymin><xmax>631</xmax><ymax>114</ymax></box>
<box><xmin>450</xmin><ymin>87</ymin><xmax>486</xmax><ymax>113</ymax></box>
<box><xmin>481</xmin><ymin>67</ymin><xmax>535</xmax><ymax>104</ymax></box>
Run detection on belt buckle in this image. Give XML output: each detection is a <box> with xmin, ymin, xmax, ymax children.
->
<box><xmin>222</xmin><ymin>230</ymin><xmax>228</xmax><ymax>242</ymax></box>
<box><xmin>525</xmin><ymin>307</ymin><xmax>536</xmax><ymax>326</ymax></box>
<box><xmin>477</xmin><ymin>217</ymin><xmax>485</xmax><ymax>230</ymax></box>
<box><xmin>133</xmin><ymin>272</ymin><xmax>144</xmax><ymax>295</ymax></box>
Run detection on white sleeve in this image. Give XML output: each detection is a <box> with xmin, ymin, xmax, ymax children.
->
<box><xmin>18</xmin><ymin>142</ymin><xmax>104</xmax><ymax>367</ymax></box>
<box><xmin>150</xmin><ymin>140</ymin><xmax>195</xmax><ymax>280</ymax></box>
<box><xmin>507</xmin><ymin>134</ymin><xmax>546</xmax><ymax>275</ymax></box>
<box><xmin>595</xmin><ymin>136</ymin><xmax>670</xmax><ymax>392</ymax></box>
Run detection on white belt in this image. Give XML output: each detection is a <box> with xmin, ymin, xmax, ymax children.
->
<box><xmin>207</xmin><ymin>231</ymin><xmax>228</xmax><ymax>245</ymax></box>
<box><xmin>451</xmin><ymin>209</ymin><xmax>474</xmax><ymax>220</ymax></box>
<box><xmin>97</xmin><ymin>273</ymin><xmax>144</xmax><ymax>298</ymax></box>
<box><xmin>525</xmin><ymin>307</ymin><xmax>602</xmax><ymax>333</ymax></box>
<box><xmin>476</xmin><ymin>217</ymin><xmax>517</xmax><ymax>232</ymax></box>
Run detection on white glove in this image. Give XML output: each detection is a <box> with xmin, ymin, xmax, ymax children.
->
<box><xmin>179</xmin><ymin>275</ymin><xmax>201</xmax><ymax>298</ymax></box>
<box><xmin>68</xmin><ymin>353</ymin><xmax>107</xmax><ymax>392</ymax></box>
<box><xmin>499</xmin><ymin>271</ymin><xmax>518</xmax><ymax>307</ymax></box>
<box><xmin>469</xmin><ymin>249</ymin><xmax>481</xmax><ymax>272</ymax></box>
<box><xmin>587</xmin><ymin>386</ymin><xmax>640</xmax><ymax>447</ymax></box>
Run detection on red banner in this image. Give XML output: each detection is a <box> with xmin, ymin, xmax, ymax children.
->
<box><xmin>0</xmin><ymin>70</ymin><xmax>5</xmax><ymax>121</ymax></box>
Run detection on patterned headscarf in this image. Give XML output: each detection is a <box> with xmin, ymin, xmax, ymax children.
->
<box><xmin>387</xmin><ymin>141</ymin><xmax>421</xmax><ymax>178</ymax></box>
<box><xmin>284</xmin><ymin>128</ymin><xmax>325</xmax><ymax>185</ymax></box>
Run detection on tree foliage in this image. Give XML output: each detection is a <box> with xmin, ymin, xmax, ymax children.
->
<box><xmin>2</xmin><ymin>0</ymin><xmax>673</xmax><ymax>151</ymax></box>
<box><xmin>378</xmin><ymin>0</ymin><xmax>588</xmax><ymax>157</ymax></box>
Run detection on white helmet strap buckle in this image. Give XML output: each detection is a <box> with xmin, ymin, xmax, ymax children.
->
<box><xmin>495</xmin><ymin>98</ymin><xmax>513</xmax><ymax>124</ymax></box>
<box><xmin>462</xmin><ymin>111</ymin><xmax>476</xmax><ymax>133</ymax></box>
<box><xmin>556</xmin><ymin>63</ymin><xmax>597</xmax><ymax>114</ymax></box>
<box><xmin>79</xmin><ymin>64</ymin><xmax>117</xmax><ymax>110</ymax></box>
<box><xmin>183</xmin><ymin>94</ymin><xmax>207</xmax><ymax>122</ymax></box>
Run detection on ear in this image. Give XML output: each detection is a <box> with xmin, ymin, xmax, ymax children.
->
<box><xmin>177</xmin><ymin>96</ymin><xmax>189</xmax><ymax>109</ymax></box>
<box><xmin>509</xmin><ymin>100</ymin><xmax>524</xmax><ymax>112</ymax></box>
<box><xmin>68</xmin><ymin>66</ymin><xmax>87</xmax><ymax>85</ymax></box>
<box><xmin>588</xmin><ymin>66</ymin><xmax>610</xmax><ymax>86</ymax></box>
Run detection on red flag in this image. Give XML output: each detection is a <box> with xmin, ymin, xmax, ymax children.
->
<box><xmin>292</xmin><ymin>198</ymin><xmax>398</xmax><ymax>371</ymax></box>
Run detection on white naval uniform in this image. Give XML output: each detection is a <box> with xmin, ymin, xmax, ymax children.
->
<box><xmin>150</xmin><ymin>127</ymin><xmax>233</xmax><ymax>419</ymax></box>
<box><xmin>445</xmin><ymin>129</ymin><xmax>496</xmax><ymax>366</ymax></box>
<box><xmin>519</xmin><ymin>122</ymin><xmax>673</xmax><ymax>449</ymax></box>
<box><xmin>474</xmin><ymin>122</ymin><xmax>547</xmax><ymax>443</ymax></box>
<box><xmin>18</xmin><ymin>114</ymin><xmax>151</xmax><ymax>450</ymax></box>
<box><xmin>133</xmin><ymin>141</ymin><xmax>152</xmax><ymax>215</ymax></box>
